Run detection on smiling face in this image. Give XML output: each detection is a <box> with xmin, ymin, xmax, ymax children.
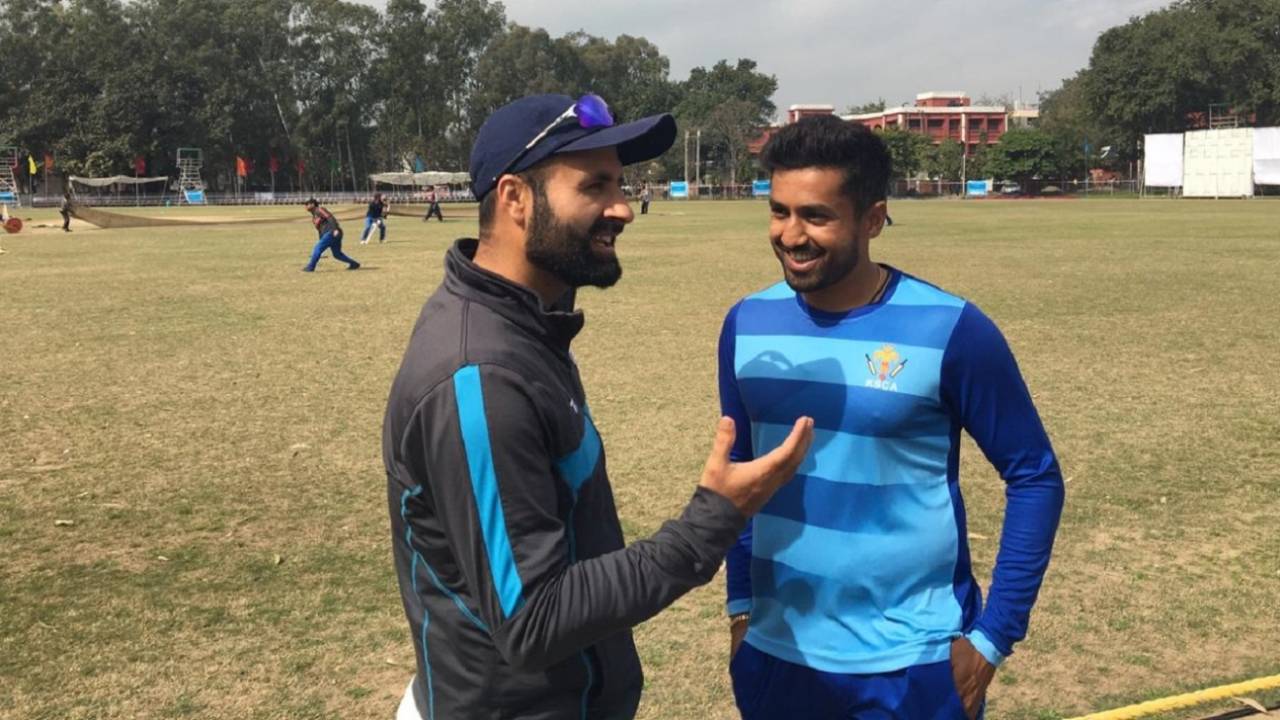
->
<box><xmin>768</xmin><ymin>167</ymin><xmax>868</xmax><ymax>294</ymax></box>
<box><xmin>524</xmin><ymin>147</ymin><xmax>633</xmax><ymax>289</ymax></box>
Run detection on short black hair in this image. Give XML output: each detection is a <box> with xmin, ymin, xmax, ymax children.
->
<box><xmin>760</xmin><ymin>116</ymin><xmax>891</xmax><ymax>217</ymax></box>
<box><xmin>478</xmin><ymin>167</ymin><xmax>545</xmax><ymax>236</ymax></box>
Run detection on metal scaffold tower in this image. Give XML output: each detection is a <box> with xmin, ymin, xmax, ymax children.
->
<box><xmin>0</xmin><ymin>147</ymin><xmax>20</xmax><ymax>204</ymax></box>
<box><xmin>176</xmin><ymin>147</ymin><xmax>206</xmax><ymax>204</ymax></box>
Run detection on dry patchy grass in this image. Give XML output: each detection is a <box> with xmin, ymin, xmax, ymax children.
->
<box><xmin>1</xmin><ymin>198</ymin><xmax>1277</xmax><ymax>719</ymax></box>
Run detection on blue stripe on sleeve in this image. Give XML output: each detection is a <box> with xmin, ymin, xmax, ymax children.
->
<box><xmin>556</xmin><ymin>414</ymin><xmax>601</xmax><ymax>497</ymax></box>
<box><xmin>453</xmin><ymin>365</ymin><xmax>525</xmax><ymax>619</ymax></box>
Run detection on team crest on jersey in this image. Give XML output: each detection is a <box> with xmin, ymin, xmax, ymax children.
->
<box><xmin>864</xmin><ymin>344</ymin><xmax>908</xmax><ymax>392</ymax></box>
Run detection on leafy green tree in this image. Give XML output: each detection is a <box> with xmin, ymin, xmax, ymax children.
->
<box><xmin>0</xmin><ymin>0</ymin><xmax>780</xmax><ymax>190</ymax></box>
<box><xmin>924</xmin><ymin>138</ymin><xmax>963</xmax><ymax>181</ymax></box>
<box><xmin>985</xmin><ymin>129</ymin><xmax>1066</xmax><ymax>187</ymax></box>
<box><xmin>288</xmin><ymin>0</ymin><xmax>381</xmax><ymax>190</ymax></box>
<box><xmin>676</xmin><ymin>59</ymin><xmax>775</xmax><ymax>123</ymax></box>
<box><xmin>423</xmin><ymin>0</ymin><xmax>506</xmax><ymax>168</ymax></box>
<box><xmin>372</xmin><ymin>0</ymin><xmax>434</xmax><ymax>170</ymax></box>
<box><xmin>1080</xmin><ymin>0</ymin><xmax>1280</xmax><ymax>159</ymax></box>
<box><xmin>702</xmin><ymin>99</ymin><xmax>761</xmax><ymax>187</ymax></box>
<box><xmin>1037</xmin><ymin>72</ymin><xmax>1106</xmax><ymax>178</ymax></box>
<box><xmin>878</xmin><ymin>128</ymin><xmax>930</xmax><ymax>181</ymax></box>
<box><xmin>846</xmin><ymin>99</ymin><xmax>886</xmax><ymax>115</ymax></box>
<box><xmin>469</xmin><ymin>26</ymin><xmax>584</xmax><ymax>123</ymax></box>
<box><xmin>568</xmin><ymin>33</ymin><xmax>679</xmax><ymax>123</ymax></box>
<box><xmin>670</xmin><ymin>59</ymin><xmax>776</xmax><ymax>183</ymax></box>
<box><xmin>966</xmin><ymin>137</ymin><xmax>991</xmax><ymax>180</ymax></box>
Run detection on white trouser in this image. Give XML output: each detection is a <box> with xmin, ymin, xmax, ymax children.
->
<box><xmin>395</xmin><ymin>678</ymin><xmax>420</xmax><ymax>719</ymax></box>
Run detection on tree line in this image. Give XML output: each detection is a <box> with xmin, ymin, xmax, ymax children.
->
<box><xmin>0</xmin><ymin>0</ymin><xmax>777</xmax><ymax>192</ymax></box>
<box><xmin>868</xmin><ymin>0</ymin><xmax>1280</xmax><ymax>188</ymax></box>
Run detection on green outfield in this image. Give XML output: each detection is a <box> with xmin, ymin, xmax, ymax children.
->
<box><xmin>1</xmin><ymin>198</ymin><xmax>1277</xmax><ymax>719</ymax></box>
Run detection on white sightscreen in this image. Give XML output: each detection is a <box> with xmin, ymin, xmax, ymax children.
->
<box><xmin>70</xmin><ymin>175</ymin><xmax>168</xmax><ymax>187</ymax></box>
<box><xmin>1143</xmin><ymin>134</ymin><xmax>1184</xmax><ymax>187</ymax></box>
<box><xmin>1183</xmin><ymin>128</ymin><xmax>1254</xmax><ymax>197</ymax></box>
<box><xmin>1252</xmin><ymin>127</ymin><xmax>1280</xmax><ymax>185</ymax></box>
<box><xmin>369</xmin><ymin>171</ymin><xmax>470</xmax><ymax>186</ymax></box>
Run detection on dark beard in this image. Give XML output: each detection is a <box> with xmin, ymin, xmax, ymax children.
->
<box><xmin>525</xmin><ymin>184</ymin><xmax>623</xmax><ymax>289</ymax></box>
<box><xmin>773</xmin><ymin>238</ymin><xmax>859</xmax><ymax>293</ymax></box>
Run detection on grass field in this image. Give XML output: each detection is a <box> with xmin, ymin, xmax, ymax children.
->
<box><xmin>2</xmin><ymin>198</ymin><xmax>1278</xmax><ymax>720</ymax></box>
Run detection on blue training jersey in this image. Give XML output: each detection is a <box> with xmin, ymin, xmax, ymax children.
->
<box><xmin>721</xmin><ymin>267</ymin><xmax>1064</xmax><ymax>674</ymax></box>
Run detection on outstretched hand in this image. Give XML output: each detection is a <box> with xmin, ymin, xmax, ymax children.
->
<box><xmin>699</xmin><ymin>416</ymin><xmax>814</xmax><ymax>517</ymax></box>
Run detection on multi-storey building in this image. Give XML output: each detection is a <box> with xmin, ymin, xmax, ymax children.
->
<box><xmin>747</xmin><ymin>92</ymin><xmax>1040</xmax><ymax>164</ymax></box>
<box><xmin>843</xmin><ymin>92</ymin><xmax>1025</xmax><ymax>155</ymax></box>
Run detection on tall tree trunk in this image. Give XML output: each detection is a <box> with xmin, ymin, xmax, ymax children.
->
<box><xmin>346</xmin><ymin>123</ymin><xmax>359</xmax><ymax>195</ymax></box>
<box><xmin>259</xmin><ymin>57</ymin><xmax>293</xmax><ymax>143</ymax></box>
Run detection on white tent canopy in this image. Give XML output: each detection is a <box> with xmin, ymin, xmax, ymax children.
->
<box><xmin>369</xmin><ymin>171</ymin><xmax>470</xmax><ymax>187</ymax></box>
<box><xmin>70</xmin><ymin>175</ymin><xmax>168</xmax><ymax>187</ymax></box>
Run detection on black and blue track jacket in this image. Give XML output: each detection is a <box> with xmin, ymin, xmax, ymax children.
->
<box><xmin>383</xmin><ymin>238</ymin><xmax>746</xmax><ymax>719</ymax></box>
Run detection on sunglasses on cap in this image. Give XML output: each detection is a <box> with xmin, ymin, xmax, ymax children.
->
<box><xmin>492</xmin><ymin>93</ymin><xmax>615</xmax><ymax>183</ymax></box>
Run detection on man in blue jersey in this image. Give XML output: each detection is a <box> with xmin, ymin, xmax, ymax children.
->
<box><xmin>721</xmin><ymin>116</ymin><xmax>1064</xmax><ymax>719</ymax></box>
<box><xmin>361</xmin><ymin>192</ymin><xmax>388</xmax><ymax>244</ymax></box>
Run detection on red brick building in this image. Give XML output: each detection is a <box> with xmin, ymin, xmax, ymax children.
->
<box><xmin>748</xmin><ymin>92</ymin><xmax>1039</xmax><ymax>160</ymax></box>
<box><xmin>787</xmin><ymin>104</ymin><xmax>837</xmax><ymax>124</ymax></box>
<box><xmin>843</xmin><ymin>92</ymin><xmax>1013</xmax><ymax>155</ymax></box>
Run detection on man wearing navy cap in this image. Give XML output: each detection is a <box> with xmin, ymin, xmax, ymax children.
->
<box><xmin>382</xmin><ymin>94</ymin><xmax>815</xmax><ymax>719</ymax></box>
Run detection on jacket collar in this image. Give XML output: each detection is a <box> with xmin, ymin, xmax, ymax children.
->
<box><xmin>444</xmin><ymin>238</ymin><xmax>584</xmax><ymax>353</ymax></box>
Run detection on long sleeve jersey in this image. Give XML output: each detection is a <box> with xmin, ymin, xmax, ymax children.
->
<box><xmin>721</xmin><ymin>268</ymin><xmax>1064</xmax><ymax>673</ymax></box>
<box><xmin>383</xmin><ymin>239</ymin><xmax>747</xmax><ymax>719</ymax></box>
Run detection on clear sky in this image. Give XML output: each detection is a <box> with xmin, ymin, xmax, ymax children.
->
<box><xmin>358</xmin><ymin>0</ymin><xmax>1171</xmax><ymax>116</ymax></box>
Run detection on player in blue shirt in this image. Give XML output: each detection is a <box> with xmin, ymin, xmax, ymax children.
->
<box><xmin>720</xmin><ymin>116</ymin><xmax>1064</xmax><ymax>719</ymax></box>
<box><xmin>361</xmin><ymin>192</ymin><xmax>388</xmax><ymax>244</ymax></box>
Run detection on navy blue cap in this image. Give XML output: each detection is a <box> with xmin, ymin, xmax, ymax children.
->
<box><xmin>469</xmin><ymin>94</ymin><xmax>676</xmax><ymax>200</ymax></box>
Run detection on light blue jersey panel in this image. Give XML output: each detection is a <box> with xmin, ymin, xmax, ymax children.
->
<box><xmin>735</xmin><ymin>335</ymin><xmax>944</xmax><ymax>402</ymax></box>
<box><xmin>752</xmin><ymin>423</ymin><xmax>950</xmax><ymax>487</ymax></box>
